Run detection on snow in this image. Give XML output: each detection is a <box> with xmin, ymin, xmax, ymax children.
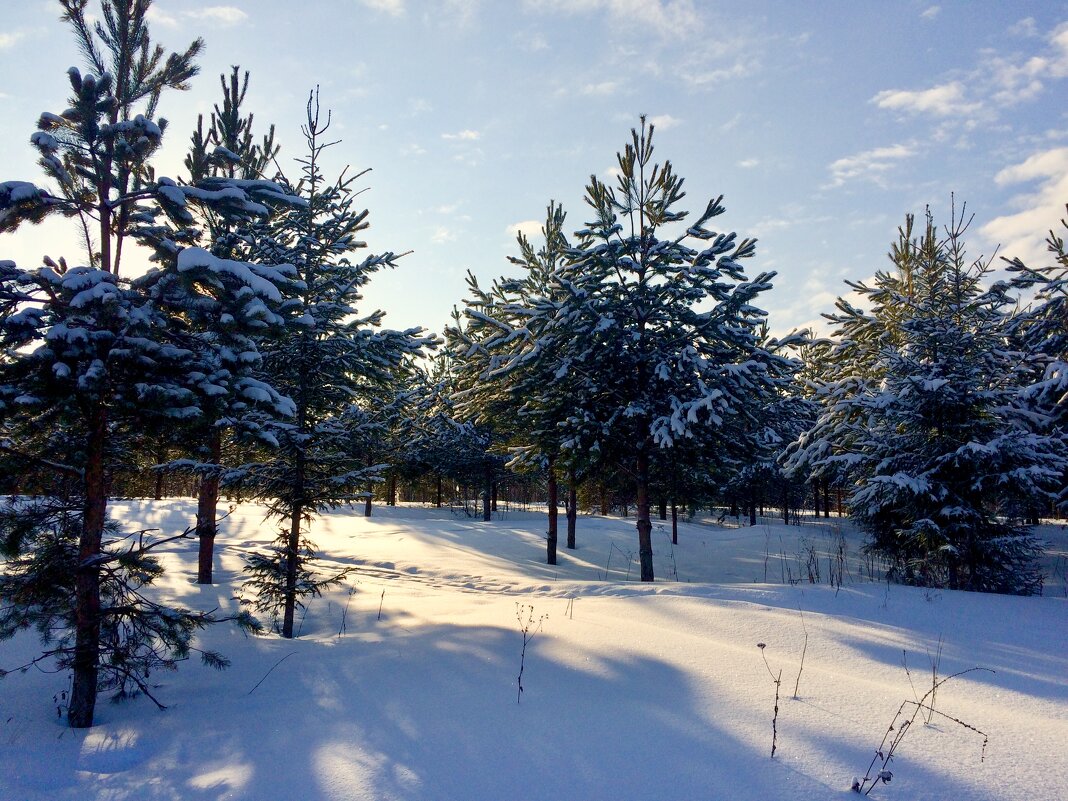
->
<box><xmin>1</xmin><ymin>502</ymin><xmax>1065</xmax><ymax>801</ymax></box>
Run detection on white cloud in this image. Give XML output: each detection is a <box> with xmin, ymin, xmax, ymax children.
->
<box><xmin>0</xmin><ymin>32</ymin><xmax>25</xmax><ymax>49</ymax></box>
<box><xmin>146</xmin><ymin>7</ymin><xmax>178</xmax><ymax>27</ymax></box>
<box><xmin>981</xmin><ymin>146</ymin><xmax>1068</xmax><ymax>266</ymax></box>
<box><xmin>431</xmin><ymin>225</ymin><xmax>457</xmax><ymax>244</ymax></box>
<box><xmin>442</xmin><ymin>129</ymin><xmax>481</xmax><ymax>141</ymax></box>
<box><xmin>647</xmin><ymin>114</ymin><xmax>680</xmax><ymax>131</ymax></box>
<box><xmin>579</xmin><ymin>81</ymin><xmax>618</xmax><ymax>96</ymax></box>
<box><xmin>737</xmin><ymin>158</ymin><xmax>760</xmax><ymax>169</ymax></box>
<box><xmin>872</xmin><ymin>22</ymin><xmax>1068</xmax><ymax>128</ymax></box>
<box><xmin>681</xmin><ymin>61</ymin><xmax>749</xmax><ymax>88</ymax></box>
<box><xmin>872</xmin><ymin>81</ymin><xmax>979</xmax><ymax>116</ymax></box>
<box><xmin>921</xmin><ymin>6</ymin><xmax>940</xmax><ymax>20</ymax></box>
<box><xmin>359</xmin><ymin>0</ymin><xmax>405</xmax><ymax>15</ymax></box>
<box><xmin>506</xmin><ymin>220</ymin><xmax>543</xmax><ymax>241</ymax></box>
<box><xmin>187</xmin><ymin>6</ymin><xmax>249</xmax><ymax>26</ymax></box>
<box><xmin>826</xmin><ymin>143</ymin><xmax>915</xmax><ymax>188</ymax></box>
<box><xmin>523</xmin><ymin>0</ymin><xmax>702</xmax><ymax>39</ymax></box>
<box><xmin>1008</xmin><ymin>17</ymin><xmax>1039</xmax><ymax>38</ymax></box>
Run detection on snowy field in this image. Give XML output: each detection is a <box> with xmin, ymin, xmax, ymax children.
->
<box><xmin>1</xmin><ymin>501</ymin><xmax>1066</xmax><ymax>801</ymax></box>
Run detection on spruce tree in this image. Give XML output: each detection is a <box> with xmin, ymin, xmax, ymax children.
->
<box><xmin>787</xmin><ymin>208</ymin><xmax>1064</xmax><ymax>592</ymax></box>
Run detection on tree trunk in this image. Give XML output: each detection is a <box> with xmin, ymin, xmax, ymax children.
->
<box><xmin>636</xmin><ymin>449</ymin><xmax>654</xmax><ymax>582</ymax></box>
<box><xmin>69</xmin><ymin>403</ymin><xmax>107</xmax><ymax>728</ymax></box>
<box><xmin>196</xmin><ymin>429</ymin><xmax>222</xmax><ymax>584</ymax></box>
<box><xmin>812</xmin><ymin>478</ymin><xmax>821</xmax><ymax>519</ymax></box>
<box><xmin>482</xmin><ymin>464</ymin><xmax>492</xmax><ymax>522</ymax></box>
<box><xmin>546</xmin><ymin>457</ymin><xmax>558</xmax><ymax>566</ymax></box>
<box><xmin>749</xmin><ymin>496</ymin><xmax>757</xmax><ymax>527</ymax></box>
<box><xmin>823</xmin><ymin>477</ymin><xmax>832</xmax><ymax>519</ymax></box>
<box><xmin>658</xmin><ymin>499</ymin><xmax>667</xmax><ymax>520</ymax></box>
<box><xmin>435</xmin><ymin>474</ymin><xmax>443</xmax><ymax>508</ymax></box>
<box><xmin>566</xmin><ymin>468</ymin><xmax>577</xmax><ymax>550</ymax></box>
<box><xmin>600</xmin><ymin>485</ymin><xmax>609</xmax><ymax>516</ymax></box>
<box><xmin>281</xmin><ymin>499</ymin><xmax>302</xmax><ymax>638</ymax></box>
<box><xmin>364</xmin><ymin>491</ymin><xmax>372</xmax><ymax>517</ymax></box>
<box><xmin>491</xmin><ymin>482</ymin><xmax>498</xmax><ymax>512</ymax></box>
<box><xmin>387</xmin><ymin>473</ymin><xmax>397</xmax><ymax>506</ymax></box>
<box><xmin>153</xmin><ymin>446</ymin><xmax>165</xmax><ymax>501</ymax></box>
<box><xmin>671</xmin><ymin>500</ymin><xmax>678</xmax><ymax>545</ymax></box>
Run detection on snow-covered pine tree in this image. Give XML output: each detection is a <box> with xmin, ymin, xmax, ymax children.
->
<box><xmin>551</xmin><ymin>118</ymin><xmax>795</xmax><ymax>581</ymax></box>
<box><xmin>1005</xmin><ymin>206</ymin><xmax>1068</xmax><ymax>515</ymax></box>
<box><xmin>145</xmin><ymin>66</ymin><xmax>299</xmax><ymax>585</ymax></box>
<box><xmin>237</xmin><ymin>91</ymin><xmax>433</xmax><ymax>638</ymax></box>
<box><xmin>0</xmin><ymin>0</ymin><xmax>287</xmax><ymax>727</ymax></box>
<box><xmin>449</xmin><ymin>202</ymin><xmax>596</xmax><ymax>562</ymax></box>
<box><xmin>787</xmin><ymin>208</ymin><xmax>1065</xmax><ymax>593</ymax></box>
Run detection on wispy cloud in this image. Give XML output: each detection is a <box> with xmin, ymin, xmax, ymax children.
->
<box><xmin>186</xmin><ymin>6</ymin><xmax>249</xmax><ymax>26</ymax></box>
<box><xmin>872</xmin><ymin>81</ymin><xmax>979</xmax><ymax>116</ymax></box>
<box><xmin>981</xmin><ymin>146</ymin><xmax>1068</xmax><ymax>266</ymax></box>
<box><xmin>145</xmin><ymin>7</ymin><xmax>178</xmax><ymax>26</ymax></box>
<box><xmin>431</xmin><ymin>225</ymin><xmax>457</xmax><ymax>244</ymax></box>
<box><xmin>871</xmin><ymin>21</ymin><xmax>1068</xmax><ymax>127</ymax></box>
<box><xmin>506</xmin><ymin>220</ymin><xmax>543</xmax><ymax>241</ymax></box>
<box><xmin>1008</xmin><ymin>17</ymin><xmax>1038</xmax><ymax>38</ymax></box>
<box><xmin>647</xmin><ymin>114</ymin><xmax>680</xmax><ymax>130</ymax></box>
<box><xmin>523</xmin><ymin>0</ymin><xmax>702</xmax><ymax>38</ymax></box>
<box><xmin>442</xmin><ymin>129</ymin><xmax>481</xmax><ymax>141</ymax></box>
<box><xmin>359</xmin><ymin>0</ymin><xmax>406</xmax><ymax>16</ymax></box>
<box><xmin>737</xmin><ymin>158</ymin><xmax>760</xmax><ymax>169</ymax></box>
<box><xmin>826</xmin><ymin>143</ymin><xmax>915</xmax><ymax>188</ymax></box>
<box><xmin>579</xmin><ymin>81</ymin><xmax>619</xmax><ymax>96</ymax></box>
<box><xmin>921</xmin><ymin>6</ymin><xmax>940</xmax><ymax>20</ymax></box>
<box><xmin>0</xmin><ymin>32</ymin><xmax>25</xmax><ymax>49</ymax></box>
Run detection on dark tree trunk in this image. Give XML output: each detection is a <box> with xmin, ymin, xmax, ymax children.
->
<box><xmin>69</xmin><ymin>403</ymin><xmax>107</xmax><ymax>729</ymax></box>
<box><xmin>491</xmin><ymin>482</ymin><xmax>498</xmax><ymax>512</ymax></box>
<box><xmin>153</xmin><ymin>446</ymin><xmax>165</xmax><ymax>500</ymax></box>
<box><xmin>658</xmin><ymin>499</ymin><xmax>667</xmax><ymax>520</ymax></box>
<box><xmin>671</xmin><ymin>501</ymin><xmax>678</xmax><ymax>545</ymax></box>
<box><xmin>600</xmin><ymin>485</ymin><xmax>609</xmax><ymax>516</ymax></box>
<box><xmin>281</xmin><ymin>497</ymin><xmax>302</xmax><ymax>638</ymax></box>
<box><xmin>730</xmin><ymin>498</ymin><xmax>738</xmax><ymax>517</ymax></box>
<box><xmin>782</xmin><ymin>484</ymin><xmax>790</xmax><ymax>525</ymax></box>
<box><xmin>482</xmin><ymin>465</ymin><xmax>492</xmax><ymax>522</ymax></box>
<box><xmin>546</xmin><ymin>457</ymin><xmax>558</xmax><ymax>566</ymax></box>
<box><xmin>812</xmin><ymin>478</ymin><xmax>821</xmax><ymax>519</ymax></box>
<box><xmin>387</xmin><ymin>473</ymin><xmax>397</xmax><ymax>506</ymax></box>
<box><xmin>435</xmin><ymin>474</ymin><xmax>443</xmax><ymax>508</ymax></box>
<box><xmin>364</xmin><ymin>490</ymin><xmax>373</xmax><ymax>517</ymax></box>
<box><xmin>823</xmin><ymin>477</ymin><xmax>832</xmax><ymax>518</ymax></box>
<box><xmin>636</xmin><ymin>449</ymin><xmax>654</xmax><ymax>582</ymax></box>
<box><xmin>566</xmin><ymin>468</ymin><xmax>577</xmax><ymax>550</ymax></box>
<box><xmin>281</xmin><ymin>429</ymin><xmax>307</xmax><ymax>640</ymax></box>
<box><xmin>835</xmin><ymin>486</ymin><xmax>842</xmax><ymax>517</ymax></box>
<box><xmin>196</xmin><ymin>428</ymin><xmax>222</xmax><ymax>585</ymax></box>
<box><xmin>749</xmin><ymin>496</ymin><xmax>757</xmax><ymax>527</ymax></box>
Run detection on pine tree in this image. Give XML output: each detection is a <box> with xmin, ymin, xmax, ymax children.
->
<box><xmin>0</xmin><ymin>0</ymin><xmax>281</xmax><ymax>727</ymax></box>
<box><xmin>553</xmin><ymin>119</ymin><xmax>794</xmax><ymax>581</ymax></box>
<box><xmin>237</xmin><ymin>91</ymin><xmax>433</xmax><ymax>638</ymax></box>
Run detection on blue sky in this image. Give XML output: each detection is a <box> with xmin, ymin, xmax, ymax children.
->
<box><xmin>2</xmin><ymin>0</ymin><xmax>1067</xmax><ymax>337</ymax></box>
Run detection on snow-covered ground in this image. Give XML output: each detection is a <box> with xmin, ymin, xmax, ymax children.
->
<box><xmin>1</xmin><ymin>501</ymin><xmax>1065</xmax><ymax>800</ymax></box>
